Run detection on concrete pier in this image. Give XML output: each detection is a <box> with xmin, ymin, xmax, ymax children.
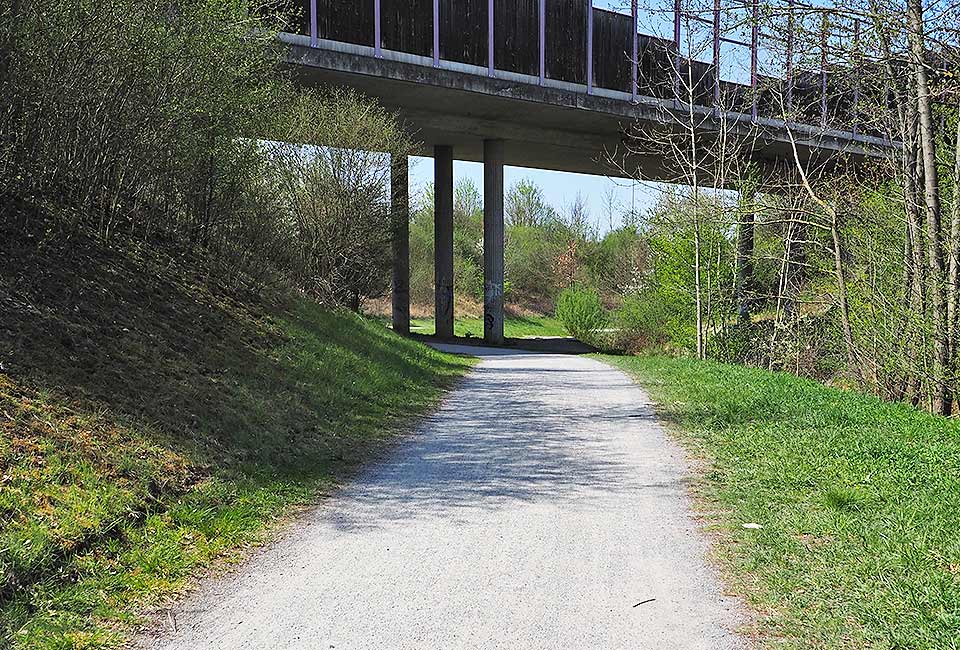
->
<box><xmin>391</xmin><ymin>154</ymin><xmax>410</xmax><ymax>335</ymax></box>
<box><xmin>483</xmin><ymin>139</ymin><xmax>505</xmax><ymax>345</ymax></box>
<box><xmin>434</xmin><ymin>145</ymin><xmax>455</xmax><ymax>339</ymax></box>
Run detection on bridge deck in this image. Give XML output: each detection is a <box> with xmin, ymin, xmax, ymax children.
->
<box><xmin>281</xmin><ymin>0</ymin><xmax>890</xmax><ymax>178</ymax></box>
<box><xmin>283</xmin><ymin>33</ymin><xmax>888</xmax><ymax>179</ymax></box>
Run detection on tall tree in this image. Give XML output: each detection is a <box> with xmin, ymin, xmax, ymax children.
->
<box><xmin>908</xmin><ymin>0</ymin><xmax>951</xmax><ymax>414</ymax></box>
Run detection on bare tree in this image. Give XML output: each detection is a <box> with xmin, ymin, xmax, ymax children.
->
<box><xmin>608</xmin><ymin>0</ymin><xmax>767</xmax><ymax>360</ymax></box>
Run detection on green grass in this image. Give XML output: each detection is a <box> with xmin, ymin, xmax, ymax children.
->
<box><xmin>0</xmin><ymin>230</ymin><xmax>473</xmax><ymax>649</ymax></box>
<box><xmin>602</xmin><ymin>355</ymin><xmax>960</xmax><ymax>649</ymax></box>
<box><xmin>408</xmin><ymin>315</ymin><xmax>568</xmax><ymax>339</ymax></box>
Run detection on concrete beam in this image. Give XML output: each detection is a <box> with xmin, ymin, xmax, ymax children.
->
<box><xmin>483</xmin><ymin>139</ymin><xmax>505</xmax><ymax>345</ymax></box>
<box><xmin>434</xmin><ymin>145</ymin><xmax>455</xmax><ymax>339</ymax></box>
<box><xmin>391</xmin><ymin>154</ymin><xmax>410</xmax><ymax>335</ymax></box>
<box><xmin>282</xmin><ymin>40</ymin><xmax>894</xmax><ymax>182</ymax></box>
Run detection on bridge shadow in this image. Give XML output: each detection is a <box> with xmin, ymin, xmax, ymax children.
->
<box><xmin>322</xmin><ymin>357</ymin><xmax>688</xmax><ymax>533</ymax></box>
<box><xmin>409</xmin><ymin>332</ymin><xmax>597</xmax><ymax>355</ymax></box>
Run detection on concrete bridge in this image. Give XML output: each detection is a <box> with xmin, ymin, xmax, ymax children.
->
<box><xmin>279</xmin><ymin>0</ymin><xmax>889</xmax><ymax>344</ymax></box>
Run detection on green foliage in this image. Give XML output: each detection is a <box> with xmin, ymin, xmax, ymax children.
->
<box><xmin>409</xmin><ymin>179</ymin><xmax>611</xmax><ymax>311</ymax></box>
<box><xmin>612</xmin><ymin>294</ymin><xmax>677</xmax><ymax>352</ymax></box>
<box><xmin>707</xmin><ymin>308</ymin><xmax>848</xmax><ymax>382</ymax></box>
<box><xmin>452</xmin><ymin>181</ymin><xmax>485</xmax><ymax>301</ymax></box>
<box><xmin>0</xmin><ymin>0</ymin><xmax>413</xmax><ymax>307</ymax></box>
<box><xmin>505</xmin><ymin>178</ymin><xmax>556</xmax><ymax>228</ymax></box>
<box><xmin>607</xmin><ymin>354</ymin><xmax>960</xmax><ymax>649</ymax></box>
<box><xmin>409</xmin><ymin>180</ymin><xmax>486</xmax><ymax>305</ymax></box>
<box><xmin>707</xmin><ymin>320</ymin><xmax>771</xmax><ymax>365</ymax></box>
<box><xmin>504</xmin><ymin>224</ymin><xmax>565</xmax><ymax>301</ymax></box>
<box><xmin>611</xmin><ymin>192</ymin><xmax>736</xmax><ymax>353</ymax></box>
<box><xmin>408</xmin><ymin>188</ymin><xmax>436</xmax><ymax>305</ymax></box>
<box><xmin>0</xmin><ymin>3</ymin><xmax>447</xmax><ymax>640</ymax></box>
<box><xmin>504</xmin><ymin>189</ymin><xmax>605</xmax><ymax>304</ymax></box>
<box><xmin>587</xmin><ymin>225</ymin><xmax>647</xmax><ymax>295</ymax></box>
<box><xmin>841</xmin><ymin>182</ymin><xmax>935</xmax><ymax>398</ymax></box>
<box><xmin>555</xmin><ymin>286</ymin><xmax>607</xmax><ymax>343</ymax></box>
<box><xmin>267</xmin><ymin>118</ymin><xmax>403</xmax><ymax>306</ymax></box>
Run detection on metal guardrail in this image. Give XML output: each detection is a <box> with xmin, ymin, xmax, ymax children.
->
<box><xmin>295</xmin><ymin>0</ymin><xmax>871</xmax><ymax>138</ymax></box>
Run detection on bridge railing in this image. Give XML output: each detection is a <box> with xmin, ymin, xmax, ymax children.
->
<box><xmin>283</xmin><ymin>0</ymin><xmax>878</xmax><ymax>138</ymax></box>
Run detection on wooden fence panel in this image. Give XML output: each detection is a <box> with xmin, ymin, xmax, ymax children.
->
<box><xmin>316</xmin><ymin>0</ymin><xmax>374</xmax><ymax>46</ymax></box>
<box><xmin>382</xmin><ymin>0</ymin><xmax>433</xmax><ymax>56</ymax></box>
<box><xmin>637</xmin><ymin>35</ymin><xmax>675</xmax><ymax>98</ymax></box>
<box><xmin>494</xmin><ymin>0</ymin><xmax>538</xmax><ymax>75</ymax></box>
<box><xmin>545</xmin><ymin>0</ymin><xmax>587</xmax><ymax>84</ymax></box>
<box><xmin>440</xmin><ymin>0</ymin><xmax>488</xmax><ymax>67</ymax></box>
<box><xmin>592</xmin><ymin>9</ymin><xmax>632</xmax><ymax>93</ymax></box>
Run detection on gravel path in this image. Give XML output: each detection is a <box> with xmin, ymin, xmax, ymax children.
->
<box><xmin>139</xmin><ymin>346</ymin><xmax>745</xmax><ymax>649</ymax></box>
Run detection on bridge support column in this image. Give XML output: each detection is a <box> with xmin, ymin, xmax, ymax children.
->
<box><xmin>483</xmin><ymin>139</ymin><xmax>505</xmax><ymax>345</ymax></box>
<box><xmin>391</xmin><ymin>154</ymin><xmax>410</xmax><ymax>335</ymax></box>
<box><xmin>434</xmin><ymin>145</ymin><xmax>455</xmax><ymax>339</ymax></box>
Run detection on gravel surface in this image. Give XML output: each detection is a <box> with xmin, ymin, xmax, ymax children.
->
<box><xmin>138</xmin><ymin>346</ymin><xmax>746</xmax><ymax>649</ymax></box>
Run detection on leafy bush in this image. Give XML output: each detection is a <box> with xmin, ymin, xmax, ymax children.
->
<box><xmin>0</xmin><ymin>0</ymin><xmax>412</xmax><ymax>308</ymax></box>
<box><xmin>555</xmin><ymin>286</ymin><xmax>607</xmax><ymax>343</ymax></box>
<box><xmin>505</xmin><ymin>224</ymin><xmax>567</xmax><ymax>302</ymax></box>
<box><xmin>586</xmin><ymin>226</ymin><xmax>648</xmax><ymax>295</ymax></box>
<box><xmin>611</xmin><ymin>294</ymin><xmax>674</xmax><ymax>353</ymax></box>
<box><xmin>708</xmin><ymin>320</ymin><xmax>771</xmax><ymax>365</ymax></box>
<box><xmin>409</xmin><ymin>179</ymin><xmax>486</xmax><ymax>306</ymax></box>
<box><xmin>267</xmin><ymin>100</ymin><xmax>407</xmax><ymax>307</ymax></box>
<box><xmin>408</xmin><ymin>194</ymin><xmax>436</xmax><ymax>305</ymax></box>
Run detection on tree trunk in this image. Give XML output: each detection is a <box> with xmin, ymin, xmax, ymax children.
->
<box><xmin>684</xmin><ymin>64</ymin><xmax>705</xmax><ymax>361</ymax></box>
<box><xmin>947</xmin><ymin>101</ymin><xmax>960</xmax><ymax>403</ymax></box>
<box><xmin>908</xmin><ymin>0</ymin><xmax>951</xmax><ymax>415</ymax></box>
<box><xmin>830</xmin><ymin>209</ymin><xmax>858</xmax><ymax>380</ymax></box>
<box><xmin>904</xmin><ymin>84</ymin><xmax>926</xmax><ymax>314</ymax></box>
<box><xmin>875</xmin><ymin>0</ymin><xmax>927</xmax><ymax>405</ymax></box>
<box><xmin>903</xmin><ymin>77</ymin><xmax>927</xmax><ymax>404</ymax></box>
<box><xmin>694</xmin><ymin>217</ymin><xmax>704</xmax><ymax>360</ymax></box>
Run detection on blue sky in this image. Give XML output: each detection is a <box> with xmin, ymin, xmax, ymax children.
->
<box><xmin>407</xmin><ymin>157</ymin><xmax>661</xmax><ymax>234</ymax></box>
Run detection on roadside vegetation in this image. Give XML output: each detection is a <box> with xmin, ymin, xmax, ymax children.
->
<box><xmin>4</xmin><ymin>0</ymin><xmax>960</xmax><ymax>644</ymax></box>
<box><xmin>0</xmin><ymin>229</ymin><xmax>470</xmax><ymax>648</ymax></box>
<box><xmin>399</xmin><ymin>0</ymin><xmax>960</xmax><ymax>423</ymax></box>
<box><xmin>0</xmin><ymin>0</ymin><xmax>472</xmax><ymax>647</ymax></box>
<box><xmin>606</xmin><ymin>355</ymin><xmax>960</xmax><ymax>648</ymax></box>
<box><xmin>405</xmin><ymin>178</ymin><xmax>646</xmax><ymax>335</ymax></box>
<box><xmin>601</xmin><ymin>0</ymin><xmax>960</xmax><ymax>419</ymax></box>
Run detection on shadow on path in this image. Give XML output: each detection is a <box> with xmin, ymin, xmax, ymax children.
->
<box><xmin>325</xmin><ymin>352</ymin><xmax>685</xmax><ymax>533</ymax></box>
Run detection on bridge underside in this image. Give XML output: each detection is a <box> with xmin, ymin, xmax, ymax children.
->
<box><xmin>282</xmin><ymin>37</ymin><xmax>889</xmax><ymax>345</ymax></box>
<box><xmin>284</xmin><ymin>39</ymin><xmax>886</xmax><ymax>181</ymax></box>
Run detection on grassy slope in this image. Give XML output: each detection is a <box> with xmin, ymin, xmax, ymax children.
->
<box><xmin>603</xmin><ymin>355</ymin><xmax>960</xmax><ymax>649</ymax></box>
<box><xmin>0</xmin><ymin>229</ymin><xmax>472</xmax><ymax>649</ymax></box>
<box><xmin>408</xmin><ymin>315</ymin><xmax>568</xmax><ymax>339</ymax></box>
